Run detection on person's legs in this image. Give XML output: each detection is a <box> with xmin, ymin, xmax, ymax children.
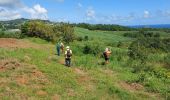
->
<box><xmin>57</xmin><ymin>47</ymin><xmax>60</xmax><ymax>56</ymax></box>
<box><xmin>68</xmin><ymin>59</ymin><xmax>71</xmax><ymax>67</ymax></box>
<box><xmin>65</xmin><ymin>58</ymin><xmax>70</xmax><ymax>67</ymax></box>
<box><xmin>61</xmin><ymin>47</ymin><xmax>64</xmax><ymax>54</ymax></box>
<box><xmin>105</xmin><ymin>58</ymin><xmax>109</xmax><ymax>64</ymax></box>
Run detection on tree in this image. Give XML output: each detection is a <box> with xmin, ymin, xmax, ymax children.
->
<box><xmin>21</xmin><ymin>20</ymin><xmax>56</xmax><ymax>41</ymax></box>
<box><xmin>21</xmin><ymin>21</ymin><xmax>75</xmax><ymax>43</ymax></box>
<box><xmin>60</xmin><ymin>24</ymin><xmax>75</xmax><ymax>44</ymax></box>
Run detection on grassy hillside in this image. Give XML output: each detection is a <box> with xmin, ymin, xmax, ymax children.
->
<box><xmin>0</xmin><ymin>27</ymin><xmax>170</xmax><ymax>99</ymax></box>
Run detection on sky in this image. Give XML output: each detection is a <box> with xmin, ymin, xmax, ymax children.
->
<box><xmin>0</xmin><ymin>0</ymin><xmax>170</xmax><ymax>25</ymax></box>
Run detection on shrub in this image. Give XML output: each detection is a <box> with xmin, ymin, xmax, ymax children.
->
<box><xmin>164</xmin><ymin>54</ymin><xmax>170</xmax><ymax>69</ymax></box>
<box><xmin>60</xmin><ymin>24</ymin><xmax>75</xmax><ymax>44</ymax></box>
<box><xmin>84</xmin><ymin>35</ymin><xmax>89</xmax><ymax>41</ymax></box>
<box><xmin>76</xmin><ymin>36</ymin><xmax>83</xmax><ymax>41</ymax></box>
<box><xmin>83</xmin><ymin>41</ymin><xmax>104</xmax><ymax>56</ymax></box>
<box><xmin>0</xmin><ymin>31</ymin><xmax>23</xmax><ymax>39</ymax></box>
<box><xmin>117</xmin><ymin>41</ymin><xmax>123</xmax><ymax>48</ymax></box>
<box><xmin>128</xmin><ymin>39</ymin><xmax>148</xmax><ymax>63</ymax></box>
<box><xmin>123</xmin><ymin>32</ymin><xmax>138</xmax><ymax>38</ymax></box>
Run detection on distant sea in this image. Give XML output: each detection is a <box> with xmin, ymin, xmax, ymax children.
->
<box><xmin>128</xmin><ymin>24</ymin><xmax>170</xmax><ymax>28</ymax></box>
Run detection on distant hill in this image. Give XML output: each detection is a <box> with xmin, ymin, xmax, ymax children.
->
<box><xmin>129</xmin><ymin>24</ymin><xmax>170</xmax><ymax>29</ymax></box>
<box><xmin>0</xmin><ymin>18</ymin><xmax>52</xmax><ymax>25</ymax></box>
<box><xmin>0</xmin><ymin>18</ymin><xmax>52</xmax><ymax>29</ymax></box>
<box><xmin>0</xmin><ymin>18</ymin><xmax>29</xmax><ymax>24</ymax></box>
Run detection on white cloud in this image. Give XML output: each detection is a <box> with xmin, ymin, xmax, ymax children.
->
<box><xmin>144</xmin><ymin>10</ymin><xmax>150</xmax><ymax>18</ymax></box>
<box><xmin>0</xmin><ymin>8</ymin><xmax>21</xmax><ymax>20</ymax></box>
<box><xmin>33</xmin><ymin>4</ymin><xmax>47</xmax><ymax>14</ymax></box>
<box><xmin>0</xmin><ymin>0</ymin><xmax>23</xmax><ymax>8</ymax></box>
<box><xmin>86</xmin><ymin>7</ymin><xmax>95</xmax><ymax>20</ymax></box>
<box><xmin>0</xmin><ymin>0</ymin><xmax>48</xmax><ymax>20</ymax></box>
<box><xmin>164</xmin><ymin>10</ymin><xmax>170</xmax><ymax>17</ymax></box>
<box><xmin>23</xmin><ymin>4</ymin><xmax>48</xmax><ymax>20</ymax></box>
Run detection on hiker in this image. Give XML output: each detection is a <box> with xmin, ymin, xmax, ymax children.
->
<box><xmin>103</xmin><ymin>48</ymin><xmax>112</xmax><ymax>64</ymax></box>
<box><xmin>60</xmin><ymin>42</ymin><xmax>64</xmax><ymax>54</ymax></box>
<box><xmin>56</xmin><ymin>42</ymin><xmax>61</xmax><ymax>56</ymax></box>
<box><xmin>65</xmin><ymin>46</ymin><xmax>72</xmax><ymax>67</ymax></box>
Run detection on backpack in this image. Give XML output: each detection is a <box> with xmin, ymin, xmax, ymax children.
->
<box><xmin>67</xmin><ymin>50</ymin><xmax>72</xmax><ymax>58</ymax></box>
<box><xmin>103</xmin><ymin>51</ymin><xmax>107</xmax><ymax>58</ymax></box>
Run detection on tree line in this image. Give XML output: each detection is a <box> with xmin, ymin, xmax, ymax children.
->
<box><xmin>72</xmin><ymin>23</ymin><xmax>134</xmax><ymax>31</ymax></box>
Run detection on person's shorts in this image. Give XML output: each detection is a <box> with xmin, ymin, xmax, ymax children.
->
<box><xmin>65</xmin><ymin>58</ymin><xmax>71</xmax><ymax>60</ymax></box>
<box><xmin>105</xmin><ymin>57</ymin><xmax>109</xmax><ymax>61</ymax></box>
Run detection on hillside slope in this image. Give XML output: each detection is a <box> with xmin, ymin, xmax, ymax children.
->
<box><xmin>0</xmin><ymin>37</ymin><xmax>165</xmax><ymax>100</ymax></box>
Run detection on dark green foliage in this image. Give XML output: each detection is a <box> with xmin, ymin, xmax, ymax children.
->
<box><xmin>75</xmin><ymin>23</ymin><xmax>133</xmax><ymax>31</ymax></box>
<box><xmin>123</xmin><ymin>32</ymin><xmax>139</xmax><ymax>38</ymax></box>
<box><xmin>59</xmin><ymin>24</ymin><xmax>75</xmax><ymax>44</ymax></box>
<box><xmin>162</xmin><ymin>38</ymin><xmax>170</xmax><ymax>52</ymax></box>
<box><xmin>84</xmin><ymin>35</ymin><xmax>89</xmax><ymax>41</ymax></box>
<box><xmin>76</xmin><ymin>36</ymin><xmax>83</xmax><ymax>41</ymax></box>
<box><xmin>117</xmin><ymin>41</ymin><xmax>123</xmax><ymax>48</ymax></box>
<box><xmin>83</xmin><ymin>41</ymin><xmax>104</xmax><ymax>56</ymax></box>
<box><xmin>164</xmin><ymin>54</ymin><xmax>170</xmax><ymax>69</ymax></box>
<box><xmin>124</xmin><ymin>31</ymin><xmax>161</xmax><ymax>39</ymax></box>
<box><xmin>0</xmin><ymin>31</ymin><xmax>22</xmax><ymax>39</ymax></box>
<box><xmin>154</xmin><ymin>33</ymin><xmax>160</xmax><ymax>37</ymax></box>
<box><xmin>21</xmin><ymin>20</ymin><xmax>75</xmax><ymax>43</ymax></box>
<box><xmin>128</xmin><ymin>31</ymin><xmax>169</xmax><ymax>62</ymax></box>
<box><xmin>128</xmin><ymin>39</ymin><xmax>148</xmax><ymax>63</ymax></box>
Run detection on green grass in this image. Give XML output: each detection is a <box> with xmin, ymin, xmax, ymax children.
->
<box><xmin>75</xmin><ymin>27</ymin><xmax>133</xmax><ymax>43</ymax></box>
<box><xmin>0</xmin><ymin>28</ymin><xmax>170</xmax><ymax>99</ymax></box>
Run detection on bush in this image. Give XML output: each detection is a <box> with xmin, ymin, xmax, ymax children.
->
<box><xmin>123</xmin><ymin>32</ymin><xmax>138</xmax><ymax>38</ymax></box>
<box><xmin>84</xmin><ymin>36</ymin><xmax>89</xmax><ymax>41</ymax></box>
<box><xmin>0</xmin><ymin>31</ymin><xmax>23</xmax><ymax>39</ymax></box>
<box><xmin>83</xmin><ymin>41</ymin><xmax>104</xmax><ymax>56</ymax></box>
<box><xmin>164</xmin><ymin>54</ymin><xmax>170</xmax><ymax>69</ymax></box>
<box><xmin>117</xmin><ymin>41</ymin><xmax>123</xmax><ymax>48</ymax></box>
<box><xmin>76</xmin><ymin>36</ymin><xmax>83</xmax><ymax>41</ymax></box>
<box><xmin>60</xmin><ymin>24</ymin><xmax>75</xmax><ymax>44</ymax></box>
<box><xmin>128</xmin><ymin>39</ymin><xmax>148</xmax><ymax>63</ymax></box>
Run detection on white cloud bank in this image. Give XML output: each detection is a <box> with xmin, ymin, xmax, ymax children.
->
<box><xmin>0</xmin><ymin>8</ymin><xmax>21</xmax><ymax>20</ymax></box>
<box><xmin>23</xmin><ymin>4</ymin><xmax>48</xmax><ymax>20</ymax></box>
<box><xmin>0</xmin><ymin>0</ymin><xmax>48</xmax><ymax>20</ymax></box>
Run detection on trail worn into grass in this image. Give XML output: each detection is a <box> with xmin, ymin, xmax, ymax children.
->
<box><xmin>0</xmin><ymin>38</ymin><xmax>166</xmax><ymax>99</ymax></box>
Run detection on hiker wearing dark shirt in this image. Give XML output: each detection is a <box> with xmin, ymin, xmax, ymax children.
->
<box><xmin>65</xmin><ymin>46</ymin><xmax>72</xmax><ymax>67</ymax></box>
<box><xmin>56</xmin><ymin>42</ymin><xmax>61</xmax><ymax>56</ymax></box>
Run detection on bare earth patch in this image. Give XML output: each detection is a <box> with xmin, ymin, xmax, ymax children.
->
<box><xmin>36</xmin><ymin>90</ymin><xmax>48</xmax><ymax>96</ymax></box>
<box><xmin>52</xmin><ymin>94</ymin><xmax>61</xmax><ymax>100</ymax></box>
<box><xmin>0</xmin><ymin>58</ymin><xmax>21</xmax><ymax>72</ymax></box>
<box><xmin>16</xmin><ymin>75</ymin><xmax>29</xmax><ymax>85</ymax></box>
<box><xmin>0</xmin><ymin>58</ymin><xmax>50</xmax><ymax>98</ymax></box>
<box><xmin>73</xmin><ymin>68</ymin><xmax>95</xmax><ymax>92</ymax></box>
<box><xmin>0</xmin><ymin>38</ymin><xmax>34</xmax><ymax>49</ymax></box>
<box><xmin>67</xmin><ymin>88</ymin><xmax>76</xmax><ymax>96</ymax></box>
<box><xmin>119</xmin><ymin>81</ymin><xmax>144</xmax><ymax>92</ymax></box>
<box><xmin>73</xmin><ymin>68</ymin><xmax>86</xmax><ymax>75</ymax></box>
<box><xmin>0</xmin><ymin>38</ymin><xmax>52</xmax><ymax>50</ymax></box>
<box><xmin>58</xmin><ymin>59</ymin><xmax>65</xmax><ymax>65</ymax></box>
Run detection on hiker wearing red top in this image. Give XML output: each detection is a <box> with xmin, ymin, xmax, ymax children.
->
<box><xmin>103</xmin><ymin>48</ymin><xmax>112</xmax><ymax>64</ymax></box>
